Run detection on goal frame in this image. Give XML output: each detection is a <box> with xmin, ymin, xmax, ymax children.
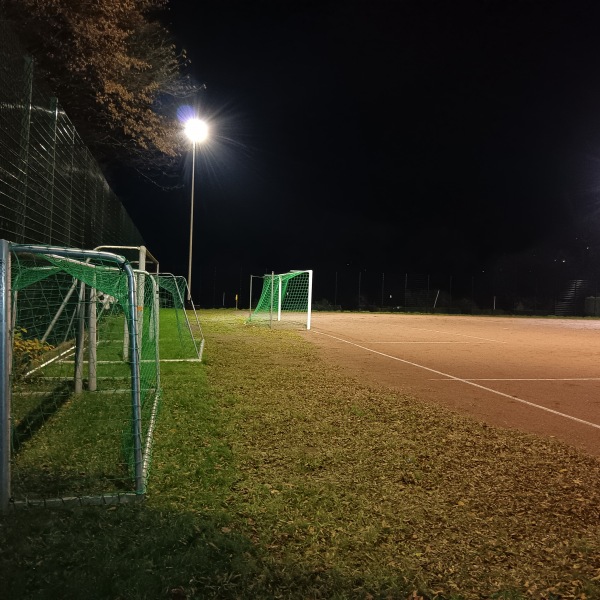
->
<box><xmin>248</xmin><ymin>269</ymin><xmax>313</xmax><ymax>330</ymax></box>
<box><xmin>0</xmin><ymin>242</ymin><xmax>150</xmax><ymax>512</ymax></box>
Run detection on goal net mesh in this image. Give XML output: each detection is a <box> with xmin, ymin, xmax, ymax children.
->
<box><xmin>9</xmin><ymin>249</ymin><xmax>159</xmax><ymax>505</ymax></box>
<box><xmin>249</xmin><ymin>270</ymin><xmax>312</xmax><ymax>329</ymax></box>
<box><xmin>156</xmin><ymin>274</ymin><xmax>204</xmax><ymax>361</ymax></box>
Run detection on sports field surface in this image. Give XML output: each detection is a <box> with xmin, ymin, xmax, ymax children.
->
<box><xmin>3</xmin><ymin>310</ymin><xmax>600</xmax><ymax>599</ymax></box>
<box><xmin>305</xmin><ymin>313</ymin><xmax>600</xmax><ymax>457</ymax></box>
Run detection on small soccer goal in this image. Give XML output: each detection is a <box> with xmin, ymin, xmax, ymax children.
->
<box><xmin>248</xmin><ymin>269</ymin><xmax>313</xmax><ymax>330</ymax></box>
<box><xmin>156</xmin><ymin>273</ymin><xmax>205</xmax><ymax>361</ymax></box>
<box><xmin>93</xmin><ymin>247</ymin><xmax>205</xmax><ymax>361</ymax></box>
<box><xmin>0</xmin><ymin>241</ymin><xmax>160</xmax><ymax>510</ymax></box>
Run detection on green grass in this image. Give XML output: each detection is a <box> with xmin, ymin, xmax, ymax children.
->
<box><xmin>9</xmin><ymin>306</ymin><xmax>200</xmax><ymax>501</ymax></box>
<box><xmin>2</xmin><ymin>309</ymin><xmax>600</xmax><ymax>599</ymax></box>
<box><xmin>159</xmin><ymin>308</ymin><xmax>202</xmax><ymax>360</ymax></box>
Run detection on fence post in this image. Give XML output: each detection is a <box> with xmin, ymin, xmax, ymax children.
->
<box><xmin>334</xmin><ymin>271</ymin><xmax>338</xmax><ymax>307</ymax></box>
<box><xmin>15</xmin><ymin>56</ymin><xmax>34</xmax><ymax>242</ymax></box>
<box><xmin>0</xmin><ymin>240</ymin><xmax>12</xmax><ymax>512</ymax></box>
<box><xmin>48</xmin><ymin>97</ymin><xmax>59</xmax><ymax>243</ymax></box>
<box><xmin>248</xmin><ymin>275</ymin><xmax>254</xmax><ymax>319</ymax></box>
<box><xmin>65</xmin><ymin>120</ymin><xmax>76</xmax><ymax>246</ymax></box>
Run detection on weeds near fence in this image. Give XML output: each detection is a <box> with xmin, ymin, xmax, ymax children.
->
<box><xmin>12</xmin><ymin>328</ymin><xmax>54</xmax><ymax>381</ymax></box>
<box><xmin>1</xmin><ymin>310</ymin><xmax>600</xmax><ymax>599</ymax></box>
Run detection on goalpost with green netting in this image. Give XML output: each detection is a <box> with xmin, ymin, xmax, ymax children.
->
<box><xmin>92</xmin><ymin>247</ymin><xmax>203</xmax><ymax>362</ymax></box>
<box><xmin>248</xmin><ymin>269</ymin><xmax>313</xmax><ymax>329</ymax></box>
<box><xmin>156</xmin><ymin>273</ymin><xmax>205</xmax><ymax>361</ymax></box>
<box><xmin>0</xmin><ymin>241</ymin><xmax>161</xmax><ymax>510</ymax></box>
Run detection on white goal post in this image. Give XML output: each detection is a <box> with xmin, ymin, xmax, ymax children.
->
<box><xmin>248</xmin><ymin>269</ymin><xmax>313</xmax><ymax>330</ymax></box>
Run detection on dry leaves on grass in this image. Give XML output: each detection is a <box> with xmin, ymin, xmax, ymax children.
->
<box><xmin>203</xmin><ymin>314</ymin><xmax>600</xmax><ymax>599</ymax></box>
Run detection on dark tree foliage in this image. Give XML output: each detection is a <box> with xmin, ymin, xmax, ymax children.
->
<box><xmin>1</xmin><ymin>0</ymin><xmax>199</xmax><ymax>180</ymax></box>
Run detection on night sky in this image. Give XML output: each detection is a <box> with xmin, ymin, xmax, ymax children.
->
<box><xmin>117</xmin><ymin>0</ymin><xmax>600</xmax><ymax>306</ymax></box>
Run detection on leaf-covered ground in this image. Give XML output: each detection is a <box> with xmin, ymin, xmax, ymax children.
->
<box><xmin>205</xmin><ymin>313</ymin><xmax>600</xmax><ymax>599</ymax></box>
<box><xmin>2</xmin><ymin>310</ymin><xmax>600</xmax><ymax>599</ymax></box>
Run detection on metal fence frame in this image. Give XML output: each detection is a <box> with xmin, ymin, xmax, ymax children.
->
<box><xmin>0</xmin><ymin>20</ymin><xmax>144</xmax><ymax>251</ymax></box>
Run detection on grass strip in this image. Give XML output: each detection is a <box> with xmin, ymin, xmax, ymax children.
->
<box><xmin>1</xmin><ymin>310</ymin><xmax>600</xmax><ymax>599</ymax></box>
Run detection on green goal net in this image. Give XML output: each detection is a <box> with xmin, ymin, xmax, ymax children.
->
<box><xmin>5</xmin><ymin>244</ymin><xmax>160</xmax><ymax>507</ymax></box>
<box><xmin>156</xmin><ymin>273</ymin><xmax>205</xmax><ymax>361</ymax></box>
<box><xmin>248</xmin><ymin>270</ymin><xmax>313</xmax><ymax>329</ymax></box>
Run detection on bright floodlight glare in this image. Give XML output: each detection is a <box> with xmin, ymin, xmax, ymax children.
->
<box><xmin>184</xmin><ymin>118</ymin><xmax>209</xmax><ymax>143</ymax></box>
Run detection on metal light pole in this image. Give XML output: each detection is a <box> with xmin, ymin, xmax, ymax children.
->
<box><xmin>187</xmin><ymin>139</ymin><xmax>196</xmax><ymax>303</ymax></box>
<box><xmin>184</xmin><ymin>118</ymin><xmax>208</xmax><ymax>303</ymax></box>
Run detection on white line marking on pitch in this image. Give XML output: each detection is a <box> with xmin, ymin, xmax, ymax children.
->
<box><xmin>411</xmin><ymin>327</ymin><xmax>507</xmax><ymax>343</ymax></box>
<box><xmin>367</xmin><ymin>341</ymin><xmax>472</xmax><ymax>344</ymax></box>
<box><xmin>432</xmin><ymin>377</ymin><xmax>600</xmax><ymax>381</ymax></box>
<box><xmin>314</xmin><ymin>330</ymin><xmax>600</xmax><ymax>431</ymax></box>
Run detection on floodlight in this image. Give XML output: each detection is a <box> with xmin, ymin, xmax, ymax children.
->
<box><xmin>184</xmin><ymin>118</ymin><xmax>209</xmax><ymax>144</ymax></box>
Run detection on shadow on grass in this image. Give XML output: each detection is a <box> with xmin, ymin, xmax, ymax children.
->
<box><xmin>12</xmin><ymin>381</ymin><xmax>73</xmax><ymax>452</ymax></box>
<box><xmin>0</xmin><ymin>503</ymin><xmax>406</xmax><ymax>600</ymax></box>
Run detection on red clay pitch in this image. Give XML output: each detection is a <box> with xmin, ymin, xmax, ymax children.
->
<box><xmin>303</xmin><ymin>313</ymin><xmax>600</xmax><ymax>457</ymax></box>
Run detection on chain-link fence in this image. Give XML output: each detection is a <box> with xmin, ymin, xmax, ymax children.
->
<box><xmin>310</xmin><ymin>269</ymin><xmax>600</xmax><ymax>317</ymax></box>
<box><xmin>189</xmin><ymin>263</ymin><xmax>600</xmax><ymax>318</ymax></box>
<box><xmin>0</xmin><ymin>21</ymin><xmax>144</xmax><ymax>249</ymax></box>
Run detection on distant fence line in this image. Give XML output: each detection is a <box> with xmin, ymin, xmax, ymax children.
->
<box><xmin>311</xmin><ymin>271</ymin><xmax>599</xmax><ymax>316</ymax></box>
<box><xmin>192</xmin><ymin>264</ymin><xmax>600</xmax><ymax>317</ymax></box>
<box><xmin>0</xmin><ymin>21</ymin><xmax>144</xmax><ymax>249</ymax></box>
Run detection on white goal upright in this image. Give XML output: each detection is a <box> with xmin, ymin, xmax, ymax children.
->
<box><xmin>248</xmin><ymin>270</ymin><xmax>313</xmax><ymax>329</ymax></box>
